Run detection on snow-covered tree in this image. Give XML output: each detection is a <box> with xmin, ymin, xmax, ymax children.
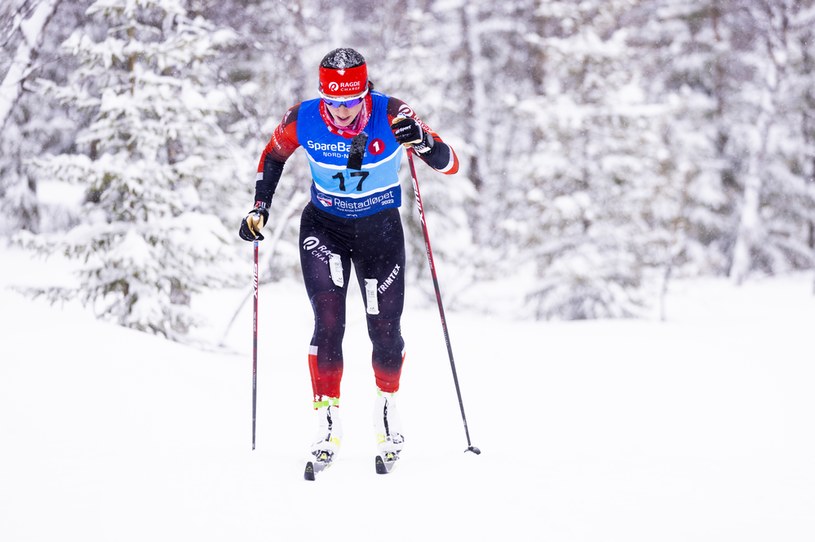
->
<box><xmin>0</xmin><ymin>0</ymin><xmax>62</xmax><ymax>131</ymax></box>
<box><xmin>0</xmin><ymin>0</ymin><xmax>66</xmax><ymax>234</ymax></box>
<box><xmin>24</xmin><ymin>0</ymin><xmax>243</xmax><ymax>338</ymax></box>
<box><xmin>503</xmin><ymin>0</ymin><xmax>671</xmax><ymax>319</ymax></box>
<box><xmin>728</xmin><ymin>0</ymin><xmax>815</xmax><ymax>282</ymax></box>
<box><xmin>446</xmin><ymin>0</ymin><xmax>528</xmax><ymax>285</ymax></box>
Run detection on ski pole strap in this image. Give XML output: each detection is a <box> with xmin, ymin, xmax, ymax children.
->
<box><xmin>313</xmin><ymin>397</ymin><xmax>340</xmax><ymax>409</ymax></box>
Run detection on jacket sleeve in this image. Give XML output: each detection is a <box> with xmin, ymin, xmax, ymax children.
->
<box><xmin>387</xmin><ymin>97</ymin><xmax>459</xmax><ymax>175</ymax></box>
<box><xmin>253</xmin><ymin>105</ymin><xmax>301</xmax><ymax>207</ymax></box>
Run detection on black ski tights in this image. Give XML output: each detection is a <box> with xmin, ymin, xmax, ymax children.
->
<box><xmin>300</xmin><ymin>203</ymin><xmax>406</xmax><ymax>399</ymax></box>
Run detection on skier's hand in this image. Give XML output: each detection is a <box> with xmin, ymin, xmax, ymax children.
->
<box><xmin>391</xmin><ymin>116</ymin><xmax>433</xmax><ymax>154</ymax></box>
<box><xmin>239</xmin><ymin>207</ymin><xmax>269</xmax><ymax>241</ymax></box>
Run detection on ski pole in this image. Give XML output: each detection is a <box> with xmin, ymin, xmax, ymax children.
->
<box><xmin>252</xmin><ymin>239</ymin><xmax>259</xmax><ymax>450</ymax></box>
<box><xmin>406</xmin><ymin>150</ymin><xmax>480</xmax><ymax>455</ymax></box>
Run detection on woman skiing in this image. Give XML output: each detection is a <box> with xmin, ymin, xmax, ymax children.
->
<box><xmin>239</xmin><ymin>48</ymin><xmax>459</xmax><ymax>473</ymax></box>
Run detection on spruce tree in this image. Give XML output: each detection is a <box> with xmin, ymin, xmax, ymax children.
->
<box><xmin>27</xmin><ymin>0</ymin><xmax>242</xmax><ymax>338</ymax></box>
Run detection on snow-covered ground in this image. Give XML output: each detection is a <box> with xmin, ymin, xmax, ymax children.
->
<box><xmin>1</xmin><ymin>245</ymin><xmax>814</xmax><ymax>541</ymax></box>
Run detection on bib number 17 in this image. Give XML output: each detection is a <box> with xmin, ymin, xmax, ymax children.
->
<box><xmin>332</xmin><ymin>171</ymin><xmax>369</xmax><ymax>192</ymax></box>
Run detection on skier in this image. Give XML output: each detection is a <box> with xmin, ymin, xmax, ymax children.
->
<box><xmin>239</xmin><ymin>48</ymin><xmax>459</xmax><ymax>473</ymax></box>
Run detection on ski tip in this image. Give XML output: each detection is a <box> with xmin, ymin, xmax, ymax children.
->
<box><xmin>375</xmin><ymin>453</ymin><xmax>399</xmax><ymax>474</ymax></box>
<box><xmin>304</xmin><ymin>461</ymin><xmax>316</xmax><ymax>481</ymax></box>
<box><xmin>375</xmin><ymin>455</ymin><xmax>388</xmax><ymax>475</ymax></box>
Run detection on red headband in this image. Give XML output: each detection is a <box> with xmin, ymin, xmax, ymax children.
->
<box><xmin>319</xmin><ymin>64</ymin><xmax>368</xmax><ymax>97</ymax></box>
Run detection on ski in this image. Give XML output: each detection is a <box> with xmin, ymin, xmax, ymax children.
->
<box><xmin>374</xmin><ymin>452</ymin><xmax>399</xmax><ymax>475</ymax></box>
<box><xmin>305</xmin><ymin>453</ymin><xmax>398</xmax><ymax>478</ymax></box>
<box><xmin>304</xmin><ymin>451</ymin><xmax>334</xmax><ymax>481</ymax></box>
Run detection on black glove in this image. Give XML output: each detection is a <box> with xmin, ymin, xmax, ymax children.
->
<box><xmin>391</xmin><ymin>116</ymin><xmax>434</xmax><ymax>154</ymax></box>
<box><xmin>239</xmin><ymin>207</ymin><xmax>269</xmax><ymax>241</ymax></box>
